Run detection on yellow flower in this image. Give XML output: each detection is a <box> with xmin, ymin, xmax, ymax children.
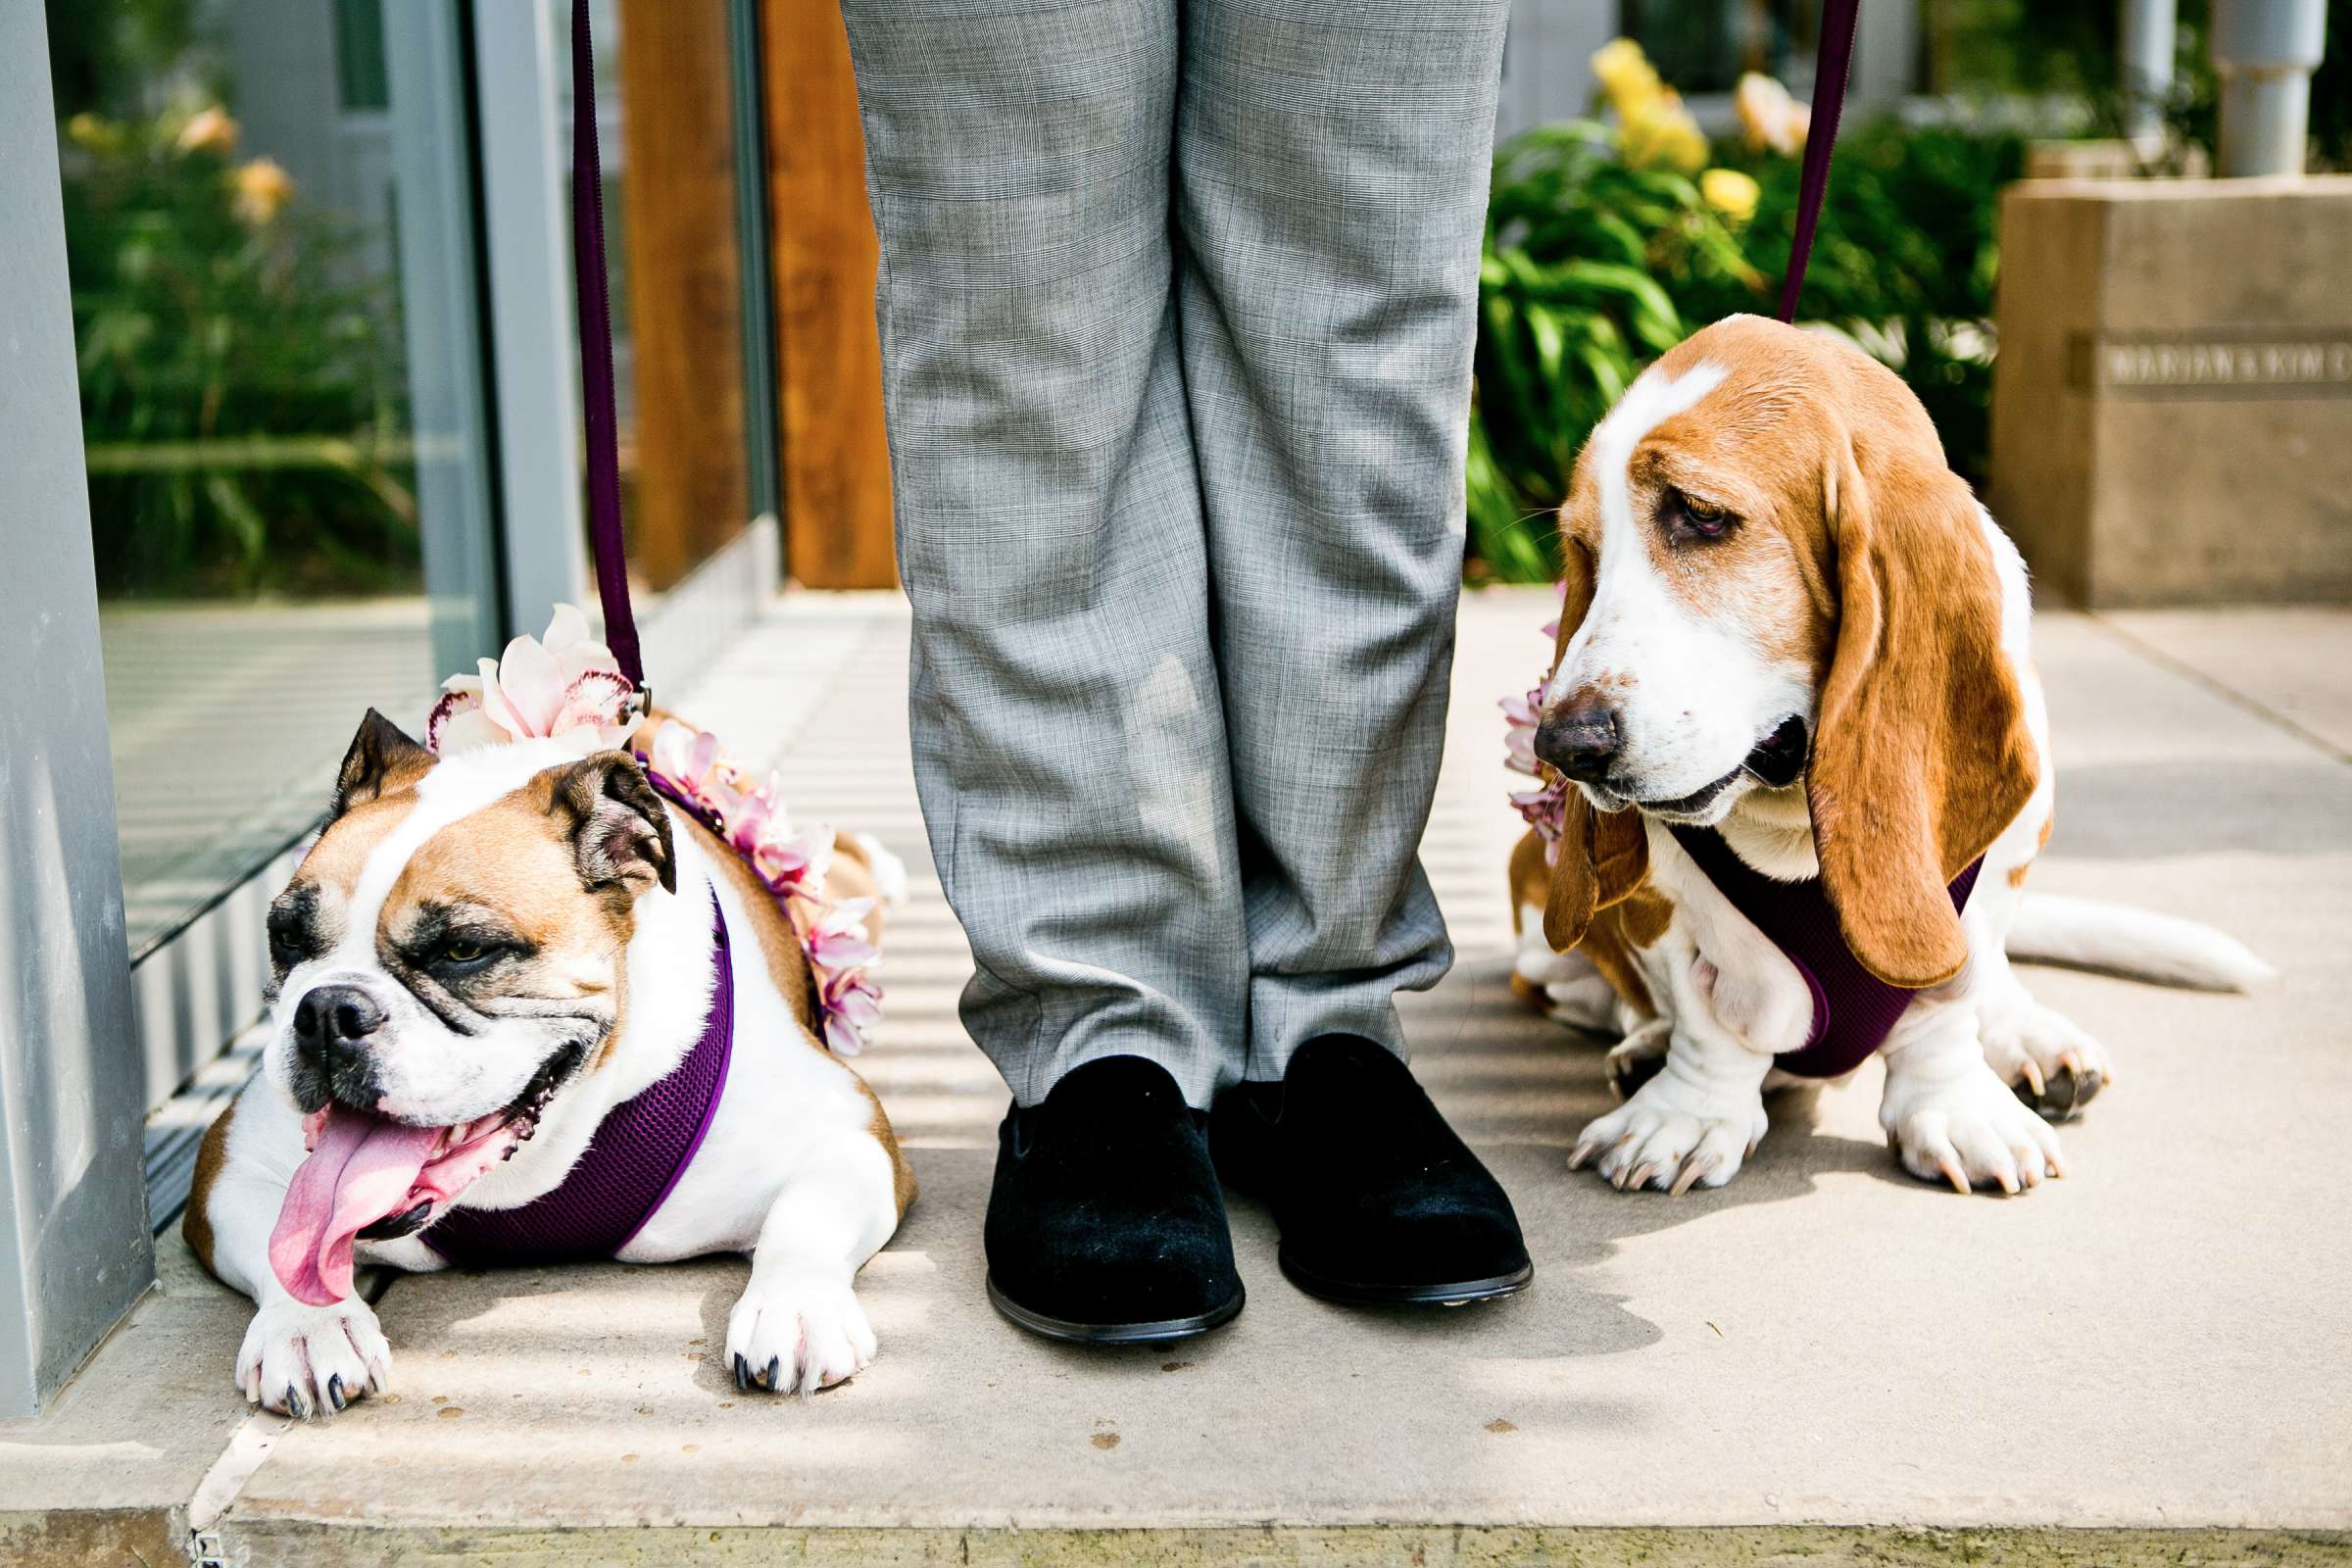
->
<box><xmin>1591</xmin><ymin>38</ymin><xmax>1664</xmax><ymax>118</ymax></box>
<box><xmin>1621</xmin><ymin>94</ymin><xmax>1709</xmax><ymax>173</ymax></box>
<box><xmin>1735</xmin><ymin>72</ymin><xmax>1808</xmax><ymax>156</ymax></box>
<box><xmin>1700</xmin><ymin>168</ymin><xmax>1761</xmax><ymax>223</ymax></box>
<box><xmin>67</xmin><ymin>113</ymin><xmax>125</xmax><ymax>155</ymax></box>
<box><xmin>1593</xmin><ymin>38</ymin><xmax>1707</xmax><ymax>173</ymax></box>
<box><xmin>175</xmin><ymin>106</ymin><xmax>240</xmax><ymax>157</ymax></box>
<box><xmin>231</xmin><ymin>158</ymin><xmax>295</xmax><ymax>225</ymax></box>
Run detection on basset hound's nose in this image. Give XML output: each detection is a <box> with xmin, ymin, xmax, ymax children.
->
<box><xmin>1535</xmin><ymin>701</ymin><xmax>1621</xmax><ymax>783</ymax></box>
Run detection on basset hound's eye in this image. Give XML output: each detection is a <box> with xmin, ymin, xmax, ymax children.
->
<box><xmin>1664</xmin><ymin>489</ymin><xmax>1737</xmax><ymax>542</ymax></box>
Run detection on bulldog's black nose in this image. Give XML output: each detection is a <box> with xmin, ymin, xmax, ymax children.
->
<box><xmin>1535</xmin><ymin>701</ymin><xmax>1621</xmax><ymax>783</ymax></box>
<box><xmin>293</xmin><ymin>985</ymin><xmax>384</xmax><ymax>1100</ymax></box>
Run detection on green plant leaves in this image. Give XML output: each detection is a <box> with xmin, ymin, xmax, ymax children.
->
<box><xmin>1467</xmin><ymin>115</ymin><xmax>2025</xmax><ymax>583</ymax></box>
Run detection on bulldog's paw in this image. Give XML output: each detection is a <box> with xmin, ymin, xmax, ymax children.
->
<box><xmin>1978</xmin><ymin>994</ymin><xmax>2111</xmax><ymax>1122</ymax></box>
<box><xmin>1882</xmin><ymin>1058</ymin><xmax>2069</xmax><ymax>1195</ymax></box>
<box><xmin>726</xmin><ymin>1271</ymin><xmax>876</xmax><ymax>1396</ymax></box>
<box><xmin>1570</xmin><ymin>1070</ymin><xmax>1769</xmax><ymax>1195</ymax></box>
<box><xmin>236</xmin><ymin>1298</ymin><xmax>391</xmax><ymax>1419</ymax></box>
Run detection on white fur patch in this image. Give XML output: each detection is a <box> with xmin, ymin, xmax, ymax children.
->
<box><xmin>1548</xmin><ymin>361</ymin><xmax>1811</xmax><ymax>812</ymax></box>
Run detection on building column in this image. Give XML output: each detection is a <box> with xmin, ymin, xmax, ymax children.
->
<box><xmin>0</xmin><ymin>3</ymin><xmax>156</xmax><ymax>1418</ymax></box>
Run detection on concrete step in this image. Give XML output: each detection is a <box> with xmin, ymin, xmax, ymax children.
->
<box><xmin>7</xmin><ymin>589</ymin><xmax>2348</xmax><ymax>1567</ymax></box>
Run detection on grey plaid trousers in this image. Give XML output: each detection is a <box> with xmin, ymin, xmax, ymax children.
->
<box><xmin>839</xmin><ymin>0</ymin><xmax>1509</xmax><ymax>1106</ymax></box>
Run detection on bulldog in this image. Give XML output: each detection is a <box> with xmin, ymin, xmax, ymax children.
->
<box><xmin>184</xmin><ymin>709</ymin><xmax>914</xmax><ymax>1416</ymax></box>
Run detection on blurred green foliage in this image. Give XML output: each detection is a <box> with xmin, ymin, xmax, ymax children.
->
<box><xmin>63</xmin><ymin>112</ymin><xmax>419</xmax><ymax>597</ymax></box>
<box><xmin>1469</xmin><ymin>122</ymin><xmax>1761</xmax><ymax>583</ymax></box>
<box><xmin>50</xmin><ymin>0</ymin><xmax>419</xmax><ymax>599</ymax></box>
<box><xmin>1468</xmin><ymin>117</ymin><xmax>2021</xmax><ymax>583</ymax></box>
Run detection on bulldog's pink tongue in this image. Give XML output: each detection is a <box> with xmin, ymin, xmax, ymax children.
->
<box><xmin>269</xmin><ymin>1108</ymin><xmax>445</xmax><ymax>1305</ymax></box>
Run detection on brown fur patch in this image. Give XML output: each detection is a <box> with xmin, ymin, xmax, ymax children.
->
<box><xmin>297</xmin><ymin>794</ymin><xmax>420</xmax><ymax>901</ymax></box>
<box><xmin>1507</xmin><ymin>829</ymin><xmax>1550</xmax><ymax>932</ymax></box>
<box><xmin>1511</xmin><ymin>827</ymin><xmax>1668</xmax><ymax>1020</ymax></box>
<box><xmin>384</xmin><ymin>785</ymin><xmax>639</xmax><ymax>1069</ymax></box>
<box><xmin>860</xmin><ymin>1081</ymin><xmax>917</xmax><ymax>1220</ymax></box>
<box><xmin>824</xmin><ymin>833</ymin><xmax>889</xmax><ymax>949</ymax></box>
<box><xmin>182</xmin><ymin>1096</ymin><xmax>236</xmax><ymax>1279</ymax></box>
<box><xmin>1578</xmin><ymin>889</ymin><xmax>1670</xmax><ymax>1021</ymax></box>
<box><xmin>689</xmin><ymin>814</ymin><xmax>821</xmax><ymax>1039</ymax></box>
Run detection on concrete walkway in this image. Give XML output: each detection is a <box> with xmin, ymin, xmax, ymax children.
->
<box><xmin>7</xmin><ymin>589</ymin><xmax>2348</xmax><ymax>1567</ymax></box>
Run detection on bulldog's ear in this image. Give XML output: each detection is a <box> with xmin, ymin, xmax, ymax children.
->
<box><xmin>332</xmin><ymin>709</ymin><xmax>434</xmax><ymax>816</ymax></box>
<box><xmin>1540</xmin><ymin>538</ymin><xmax>1649</xmax><ymax>951</ymax></box>
<box><xmin>1808</xmin><ymin>422</ymin><xmax>2036</xmax><ymax>988</ymax></box>
<box><xmin>547</xmin><ymin>752</ymin><xmax>677</xmax><ymax>898</ymax></box>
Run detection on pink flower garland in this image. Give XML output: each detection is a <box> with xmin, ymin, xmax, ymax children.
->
<box><xmin>640</xmin><ymin>718</ymin><xmax>886</xmax><ymax>1057</ymax></box>
<box><xmin>1500</xmin><ymin>598</ymin><xmax>1571</xmax><ymax>863</ymax></box>
<box><xmin>425</xmin><ymin>606</ymin><xmax>886</xmax><ymax>1057</ymax></box>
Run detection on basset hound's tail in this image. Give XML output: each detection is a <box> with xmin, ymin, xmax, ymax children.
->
<box><xmin>2007</xmin><ymin>893</ymin><xmax>2276</xmax><ymax>994</ymax></box>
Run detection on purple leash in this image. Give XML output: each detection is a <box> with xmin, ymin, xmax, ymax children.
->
<box><xmin>570</xmin><ymin>0</ymin><xmax>642</xmax><ymax>691</ymax></box>
<box><xmin>1663</xmin><ymin>2</ymin><xmax>1940</xmax><ymax>1076</ymax></box>
<box><xmin>423</xmin><ymin>3</ymin><xmax>727</xmax><ymax>1267</ymax></box>
<box><xmin>1777</xmin><ymin>0</ymin><xmax>1860</xmax><ymax>323</ymax></box>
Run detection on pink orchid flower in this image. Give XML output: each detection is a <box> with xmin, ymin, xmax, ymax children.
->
<box><xmin>1500</xmin><ymin>686</ymin><xmax>1544</xmax><ymax>776</ymax></box>
<box><xmin>1503</xmin><ymin>652</ymin><xmax>1571</xmax><ymax>850</ymax></box>
<box><xmin>754</xmin><ymin>824</ymin><xmax>833</xmax><ymax>901</ymax></box>
<box><xmin>428</xmin><ymin>605</ymin><xmax>638</xmax><ymax>757</ymax></box>
<box><xmin>649</xmin><ymin>721</ymin><xmax>719</xmax><ymax>792</ymax></box>
<box><xmin>819</xmin><ymin>970</ymin><xmax>883</xmax><ymax>1056</ymax></box>
<box><xmin>806</xmin><ymin>898</ymin><xmax>880</xmax><ymax>974</ymax></box>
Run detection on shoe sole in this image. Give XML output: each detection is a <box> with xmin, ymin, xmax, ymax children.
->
<box><xmin>986</xmin><ymin>1276</ymin><xmax>1246</xmax><ymax>1346</ymax></box>
<box><xmin>1277</xmin><ymin>1249</ymin><xmax>1533</xmax><ymax>1307</ymax></box>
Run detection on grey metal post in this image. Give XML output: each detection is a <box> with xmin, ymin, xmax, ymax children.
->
<box><xmin>2119</xmin><ymin>0</ymin><xmax>2178</xmax><ymax>142</ymax></box>
<box><xmin>384</xmin><ymin>0</ymin><xmax>506</xmax><ymax>673</ymax></box>
<box><xmin>0</xmin><ymin>4</ymin><xmax>158</xmax><ymax>1418</ymax></box>
<box><xmin>2211</xmin><ymin>0</ymin><xmax>2328</xmax><ymax>176</ymax></box>
<box><xmin>1855</xmin><ymin>0</ymin><xmax>1922</xmax><ymax>112</ymax></box>
<box><xmin>474</xmin><ymin>0</ymin><xmax>591</xmax><ymax>637</ymax></box>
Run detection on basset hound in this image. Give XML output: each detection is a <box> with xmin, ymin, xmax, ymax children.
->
<box><xmin>1505</xmin><ymin>315</ymin><xmax>2270</xmax><ymax>1197</ymax></box>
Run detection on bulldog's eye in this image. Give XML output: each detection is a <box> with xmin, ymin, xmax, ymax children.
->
<box><xmin>1668</xmin><ymin>490</ymin><xmax>1736</xmax><ymax>541</ymax></box>
<box><xmin>432</xmin><ymin>937</ymin><xmax>500</xmax><ymax>971</ymax></box>
<box><xmin>266</xmin><ymin>898</ymin><xmax>319</xmax><ymax>970</ymax></box>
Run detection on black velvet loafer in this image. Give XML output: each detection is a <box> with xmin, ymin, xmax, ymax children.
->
<box><xmin>985</xmin><ymin>1054</ymin><xmax>1246</xmax><ymax>1345</ymax></box>
<box><xmin>1210</xmin><ymin>1034</ymin><xmax>1532</xmax><ymax>1305</ymax></box>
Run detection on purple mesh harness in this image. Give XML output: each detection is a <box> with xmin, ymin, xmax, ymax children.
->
<box><xmin>1668</xmin><ymin>824</ymin><xmax>1982</xmax><ymax>1079</ymax></box>
<box><xmin>422</xmin><ymin>885</ymin><xmax>734</xmax><ymax>1268</ymax></box>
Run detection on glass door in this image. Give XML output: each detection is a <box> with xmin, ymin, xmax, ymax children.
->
<box><xmin>47</xmin><ymin>0</ymin><xmax>503</xmax><ymax>962</ymax></box>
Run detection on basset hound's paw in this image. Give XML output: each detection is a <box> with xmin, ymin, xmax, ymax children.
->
<box><xmin>1881</xmin><ymin>1059</ymin><xmax>2069</xmax><ymax>1195</ymax></box>
<box><xmin>1978</xmin><ymin>997</ymin><xmax>2111</xmax><ymax>1122</ymax></box>
<box><xmin>236</xmin><ymin>1297</ymin><xmax>391</xmax><ymax>1420</ymax></box>
<box><xmin>1570</xmin><ymin>1070</ymin><xmax>1770</xmax><ymax>1195</ymax></box>
<box><xmin>727</xmin><ymin>1270</ymin><xmax>876</xmax><ymax>1396</ymax></box>
<box><xmin>1602</xmin><ymin>1019</ymin><xmax>1672</xmax><ymax>1102</ymax></box>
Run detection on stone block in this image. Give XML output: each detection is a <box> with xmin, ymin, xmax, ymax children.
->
<box><xmin>1988</xmin><ymin>175</ymin><xmax>2352</xmax><ymax>606</ymax></box>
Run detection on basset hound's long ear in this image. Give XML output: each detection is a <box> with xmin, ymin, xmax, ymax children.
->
<box><xmin>1809</xmin><ymin>416</ymin><xmax>2038</xmax><ymax>989</ymax></box>
<box><xmin>1542</xmin><ymin>538</ymin><xmax>1650</xmax><ymax>952</ymax></box>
